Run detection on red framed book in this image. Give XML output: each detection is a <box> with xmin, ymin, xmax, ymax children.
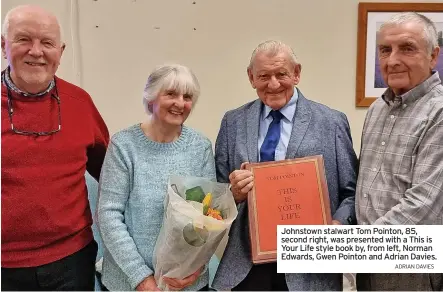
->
<box><xmin>246</xmin><ymin>155</ymin><xmax>332</xmax><ymax>264</ymax></box>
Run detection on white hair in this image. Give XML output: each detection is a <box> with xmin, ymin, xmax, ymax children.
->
<box><xmin>2</xmin><ymin>9</ymin><xmax>14</xmax><ymax>38</ymax></box>
<box><xmin>248</xmin><ymin>40</ymin><xmax>299</xmax><ymax>70</ymax></box>
<box><xmin>142</xmin><ymin>64</ymin><xmax>201</xmax><ymax>115</ymax></box>
<box><xmin>380</xmin><ymin>12</ymin><xmax>438</xmax><ymax>54</ymax></box>
<box><xmin>2</xmin><ymin>5</ymin><xmax>64</xmax><ymax>43</ymax></box>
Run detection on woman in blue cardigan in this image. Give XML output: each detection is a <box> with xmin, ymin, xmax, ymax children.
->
<box><xmin>97</xmin><ymin>64</ymin><xmax>216</xmax><ymax>291</ymax></box>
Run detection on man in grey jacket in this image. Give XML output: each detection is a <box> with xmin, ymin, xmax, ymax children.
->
<box><xmin>211</xmin><ymin>40</ymin><xmax>358</xmax><ymax>291</ymax></box>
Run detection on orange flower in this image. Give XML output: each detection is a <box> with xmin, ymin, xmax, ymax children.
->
<box><xmin>206</xmin><ymin>208</ymin><xmax>223</xmax><ymax>220</ymax></box>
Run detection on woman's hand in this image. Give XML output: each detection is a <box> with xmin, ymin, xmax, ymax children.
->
<box><xmin>136</xmin><ymin>276</ymin><xmax>160</xmax><ymax>291</ymax></box>
<box><xmin>162</xmin><ymin>267</ymin><xmax>202</xmax><ymax>290</ymax></box>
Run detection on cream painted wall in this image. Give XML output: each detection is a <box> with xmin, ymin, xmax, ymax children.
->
<box><xmin>2</xmin><ymin>0</ymin><xmax>442</xmax><ymax>155</ymax></box>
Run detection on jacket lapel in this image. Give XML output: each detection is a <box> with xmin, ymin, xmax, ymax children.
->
<box><xmin>246</xmin><ymin>100</ymin><xmax>262</xmax><ymax>163</ymax></box>
<box><xmin>286</xmin><ymin>89</ymin><xmax>311</xmax><ymax>159</ymax></box>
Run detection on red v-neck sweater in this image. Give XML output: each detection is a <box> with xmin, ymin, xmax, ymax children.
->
<box><xmin>1</xmin><ymin>76</ymin><xmax>109</xmax><ymax>267</ymax></box>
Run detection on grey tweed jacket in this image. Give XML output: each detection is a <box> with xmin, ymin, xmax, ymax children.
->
<box><xmin>212</xmin><ymin>90</ymin><xmax>358</xmax><ymax>291</ymax></box>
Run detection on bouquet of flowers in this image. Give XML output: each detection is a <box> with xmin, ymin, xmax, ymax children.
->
<box><xmin>153</xmin><ymin>175</ymin><xmax>238</xmax><ymax>290</ymax></box>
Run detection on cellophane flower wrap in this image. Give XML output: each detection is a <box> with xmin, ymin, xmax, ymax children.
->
<box><xmin>153</xmin><ymin>175</ymin><xmax>238</xmax><ymax>290</ymax></box>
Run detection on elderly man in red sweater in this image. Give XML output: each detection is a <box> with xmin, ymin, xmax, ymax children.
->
<box><xmin>1</xmin><ymin>4</ymin><xmax>109</xmax><ymax>290</ymax></box>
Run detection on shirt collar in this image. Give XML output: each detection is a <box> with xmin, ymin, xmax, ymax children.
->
<box><xmin>262</xmin><ymin>88</ymin><xmax>299</xmax><ymax>121</ymax></box>
<box><xmin>2</xmin><ymin>66</ymin><xmax>55</xmax><ymax>97</ymax></box>
<box><xmin>381</xmin><ymin>71</ymin><xmax>441</xmax><ymax>106</ymax></box>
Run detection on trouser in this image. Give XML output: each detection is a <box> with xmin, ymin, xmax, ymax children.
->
<box><xmin>101</xmin><ymin>280</ymin><xmax>209</xmax><ymax>291</ymax></box>
<box><xmin>232</xmin><ymin>263</ymin><xmax>289</xmax><ymax>291</ymax></box>
<box><xmin>2</xmin><ymin>240</ymin><xmax>98</xmax><ymax>291</ymax></box>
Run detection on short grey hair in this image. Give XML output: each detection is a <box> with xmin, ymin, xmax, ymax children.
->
<box><xmin>248</xmin><ymin>40</ymin><xmax>299</xmax><ymax>70</ymax></box>
<box><xmin>2</xmin><ymin>5</ymin><xmax>64</xmax><ymax>43</ymax></box>
<box><xmin>142</xmin><ymin>64</ymin><xmax>201</xmax><ymax>115</ymax></box>
<box><xmin>380</xmin><ymin>12</ymin><xmax>438</xmax><ymax>54</ymax></box>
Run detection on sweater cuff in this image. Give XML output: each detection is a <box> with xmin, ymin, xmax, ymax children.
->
<box><xmin>128</xmin><ymin>265</ymin><xmax>153</xmax><ymax>290</ymax></box>
<box><xmin>201</xmin><ymin>262</ymin><xmax>209</xmax><ymax>276</ymax></box>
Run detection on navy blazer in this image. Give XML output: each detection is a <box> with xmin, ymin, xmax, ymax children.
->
<box><xmin>212</xmin><ymin>89</ymin><xmax>358</xmax><ymax>291</ymax></box>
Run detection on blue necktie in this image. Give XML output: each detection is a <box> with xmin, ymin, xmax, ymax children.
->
<box><xmin>260</xmin><ymin>110</ymin><xmax>283</xmax><ymax>162</ymax></box>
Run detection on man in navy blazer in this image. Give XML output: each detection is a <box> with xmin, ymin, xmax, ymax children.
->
<box><xmin>212</xmin><ymin>40</ymin><xmax>358</xmax><ymax>291</ymax></box>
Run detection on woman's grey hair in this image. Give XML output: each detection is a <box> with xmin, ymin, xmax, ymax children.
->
<box><xmin>248</xmin><ymin>40</ymin><xmax>299</xmax><ymax>70</ymax></box>
<box><xmin>380</xmin><ymin>12</ymin><xmax>438</xmax><ymax>54</ymax></box>
<box><xmin>142</xmin><ymin>64</ymin><xmax>200</xmax><ymax>115</ymax></box>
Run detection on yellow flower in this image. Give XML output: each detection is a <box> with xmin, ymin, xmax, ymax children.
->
<box><xmin>202</xmin><ymin>193</ymin><xmax>212</xmax><ymax>215</ymax></box>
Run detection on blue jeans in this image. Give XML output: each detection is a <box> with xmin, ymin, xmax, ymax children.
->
<box><xmin>2</xmin><ymin>240</ymin><xmax>97</xmax><ymax>291</ymax></box>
